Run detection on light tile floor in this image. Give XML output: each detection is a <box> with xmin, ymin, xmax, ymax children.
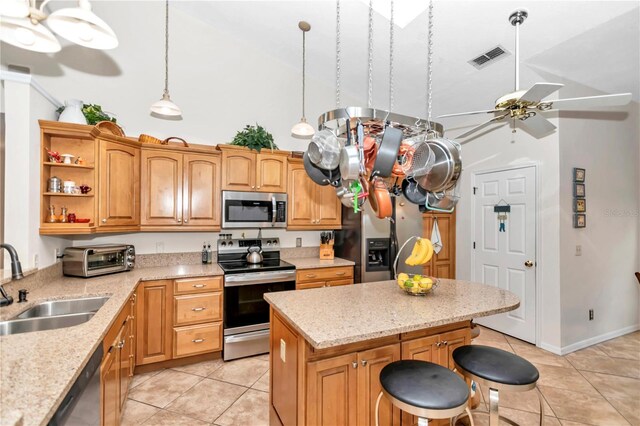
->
<box><xmin>121</xmin><ymin>328</ymin><xmax>639</xmax><ymax>426</ymax></box>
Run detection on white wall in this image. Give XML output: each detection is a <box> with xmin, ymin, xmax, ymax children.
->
<box><xmin>0</xmin><ymin>2</ymin><xmax>362</xmax><ymax>263</ymax></box>
<box><xmin>558</xmin><ymin>81</ymin><xmax>640</xmax><ymax>349</ymax></box>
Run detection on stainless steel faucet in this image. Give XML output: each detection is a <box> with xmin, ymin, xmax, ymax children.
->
<box><xmin>1</xmin><ymin>243</ymin><xmax>24</xmax><ymax>307</ymax></box>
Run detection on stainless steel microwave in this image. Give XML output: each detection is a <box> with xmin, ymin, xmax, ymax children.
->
<box><xmin>63</xmin><ymin>244</ymin><xmax>135</xmax><ymax>277</ymax></box>
<box><xmin>222</xmin><ymin>191</ymin><xmax>287</xmax><ymax>229</ymax></box>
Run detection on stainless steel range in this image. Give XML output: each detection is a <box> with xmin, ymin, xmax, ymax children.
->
<box><xmin>218</xmin><ymin>237</ymin><xmax>295</xmax><ymax>361</ymax></box>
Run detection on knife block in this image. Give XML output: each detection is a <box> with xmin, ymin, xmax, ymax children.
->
<box><xmin>319</xmin><ymin>244</ymin><xmax>334</xmax><ymax>260</ymax></box>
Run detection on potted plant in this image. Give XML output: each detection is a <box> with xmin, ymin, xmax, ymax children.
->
<box><xmin>230</xmin><ymin>124</ymin><xmax>278</xmax><ymax>152</ymax></box>
<box><xmin>56</xmin><ymin>102</ymin><xmax>117</xmax><ymax>125</ymax></box>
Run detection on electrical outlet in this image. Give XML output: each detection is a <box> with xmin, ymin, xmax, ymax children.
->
<box><xmin>280</xmin><ymin>339</ymin><xmax>286</xmax><ymax>362</ymax></box>
<box><xmin>54</xmin><ymin>248</ymin><xmax>62</xmax><ymax>262</ymax></box>
<box><xmin>156</xmin><ymin>242</ymin><xmax>165</xmax><ymax>253</ymax></box>
<box><xmin>296</xmin><ymin>238</ymin><xmax>302</xmax><ymax>247</ymax></box>
<box><xmin>589</xmin><ymin>309</ymin><xmax>594</xmax><ymax>321</ymax></box>
<box><xmin>33</xmin><ymin>254</ymin><xmax>39</xmax><ymax>268</ymax></box>
<box><xmin>575</xmin><ymin>245</ymin><xmax>582</xmax><ymax>256</ymax></box>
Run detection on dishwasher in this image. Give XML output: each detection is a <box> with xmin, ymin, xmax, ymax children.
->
<box><xmin>49</xmin><ymin>344</ymin><xmax>103</xmax><ymax>426</ymax></box>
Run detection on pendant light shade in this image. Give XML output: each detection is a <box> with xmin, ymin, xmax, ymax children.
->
<box><xmin>47</xmin><ymin>0</ymin><xmax>118</xmax><ymax>50</ymax></box>
<box><xmin>150</xmin><ymin>0</ymin><xmax>181</xmax><ymax>118</ymax></box>
<box><xmin>291</xmin><ymin>21</ymin><xmax>314</xmax><ymax>139</ymax></box>
<box><xmin>0</xmin><ymin>16</ymin><xmax>61</xmax><ymax>53</ymax></box>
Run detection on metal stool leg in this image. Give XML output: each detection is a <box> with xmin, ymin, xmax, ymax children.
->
<box><xmin>488</xmin><ymin>388</ymin><xmax>499</xmax><ymax>426</ymax></box>
<box><xmin>536</xmin><ymin>386</ymin><xmax>545</xmax><ymax>426</ymax></box>
<box><xmin>375</xmin><ymin>391</ymin><xmax>384</xmax><ymax>426</ymax></box>
<box><xmin>465</xmin><ymin>407</ymin><xmax>475</xmax><ymax>426</ymax></box>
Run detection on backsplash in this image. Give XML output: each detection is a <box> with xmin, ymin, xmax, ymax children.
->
<box><xmin>3</xmin><ymin>262</ymin><xmax>63</xmax><ymax>294</ymax></box>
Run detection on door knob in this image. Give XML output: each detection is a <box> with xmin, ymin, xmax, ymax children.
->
<box><xmin>524</xmin><ymin>260</ymin><xmax>534</xmax><ymax>268</ymax></box>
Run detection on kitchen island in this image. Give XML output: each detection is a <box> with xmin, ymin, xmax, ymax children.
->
<box><xmin>265</xmin><ymin>279</ymin><xmax>520</xmax><ymax>426</ymax></box>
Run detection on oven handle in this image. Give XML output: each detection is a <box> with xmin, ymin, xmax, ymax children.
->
<box><xmin>224</xmin><ymin>270</ymin><xmax>296</xmax><ymax>286</ymax></box>
<box><xmin>272</xmin><ymin>196</ymin><xmax>276</xmax><ymax>225</ymax></box>
<box><xmin>224</xmin><ymin>329</ymin><xmax>270</xmax><ymax>343</ymax></box>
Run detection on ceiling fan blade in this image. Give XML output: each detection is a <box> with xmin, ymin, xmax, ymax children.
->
<box><xmin>518</xmin><ymin>83</ymin><xmax>564</xmax><ymax>103</ymax></box>
<box><xmin>437</xmin><ymin>109</ymin><xmax>502</xmax><ymax>119</ymax></box>
<box><xmin>518</xmin><ymin>112</ymin><xmax>556</xmax><ymax>138</ymax></box>
<box><xmin>454</xmin><ymin>113</ymin><xmax>509</xmax><ymax>139</ymax></box>
<box><xmin>542</xmin><ymin>93</ymin><xmax>632</xmax><ymax>110</ymax></box>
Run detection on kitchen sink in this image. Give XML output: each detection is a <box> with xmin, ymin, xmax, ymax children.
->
<box><xmin>0</xmin><ymin>312</ymin><xmax>96</xmax><ymax>336</ymax></box>
<box><xmin>15</xmin><ymin>296</ymin><xmax>110</xmax><ymax>319</ymax></box>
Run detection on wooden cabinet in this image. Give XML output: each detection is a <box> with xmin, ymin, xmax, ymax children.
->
<box><xmin>219</xmin><ymin>145</ymin><xmax>289</xmax><ymax>192</ymax></box>
<box><xmin>98</xmin><ymin>138</ymin><xmax>140</xmax><ymax>229</ymax></box>
<box><xmin>296</xmin><ymin>266</ymin><xmax>354</xmax><ymax>290</ymax></box>
<box><xmin>101</xmin><ymin>339</ymin><xmax>119</xmax><ymax>426</ymax></box>
<box><xmin>141</xmin><ymin>148</ymin><xmax>221</xmax><ymax>230</ymax></box>
<box><xmin>422</xmin><ymin>212</ymin><xmax>456</xmax><ymax>279</ymax></box>
<box><xmin>357</xmin><ymin>345</ymin><xmax>402</xmax><ymax>426</ymax></box>
<box><xmin>136</xmin><ymin>280</ymin><xmax>173</xmax><ymax>365</ymax></box>
<box><xmin>287</xmin><ymin>159</ymin><xmax>342</xmax><ymax>230</ymax></box>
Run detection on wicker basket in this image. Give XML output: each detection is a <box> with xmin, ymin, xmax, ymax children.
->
<box><xmin>139</xmin><ymin>135</ymin><xmax>189</xmax><ymax>147</ymax></box>
<box><xmin>95</xmin><ymin>121</ymin><xmax>125</xmax><ymax>137</ymax></box>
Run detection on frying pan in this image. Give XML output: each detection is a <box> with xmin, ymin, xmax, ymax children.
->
<box><xmin>304</xmin><ymin>151</ymin><xmax>341</xmax><ymax>186</ymax></box>
<box><xmin>371</xmin><ymin>126</ymin><xmax>403</xmax><ymax>178</ymax></box>
<box><xmin>368</xmin><ymin>177</ymin><xmax>392</xmax><ymax>219</ymax></box>
<box><xmin>402</xmin><ymin>177</ymin><xmax>428</xmax><ymax>205</ymax></box>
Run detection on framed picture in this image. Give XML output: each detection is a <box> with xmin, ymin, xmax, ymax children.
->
<box><xmin>574</xmin><ymin>214</ymin><xmax>586</xmax><ymax>228</ymax></box>
<box><xmin>574</xmin><ymin>183</ymin><xmax>586</xmax><ymax>198</ymax></box>
<box><xmin>573</xmin><ymin>168</ymin><xmax>586</xmax><ymax>182</ymax></box>
<box><xmin>574</xmin><ymin>198</ymin><xmax>586</xmax><ymax>212</ymax></box>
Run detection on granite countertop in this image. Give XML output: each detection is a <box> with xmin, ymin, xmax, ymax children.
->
<box><xmin>265</xmin><ymin>279</ymin><xmax>520</xmax><ymax>349</ymax></box>
<box><xmin>282</xmin><ymin>256</ymin><xmax>355</xmax><ymax>270</ymax></box>
<box><xmin>0</xmin><ymin>264</ymin><xmax>223</xmax><ymax>426</ymax></box>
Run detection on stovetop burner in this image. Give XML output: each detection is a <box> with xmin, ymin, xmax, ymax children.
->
<box><xmin>218</xmin><ymin>259</ymin><xmax>295</xmax><ymax>274</ymax></box>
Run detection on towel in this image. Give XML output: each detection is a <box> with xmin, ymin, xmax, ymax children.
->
<box><xmin>431</xmin><ymin>218</ymin><xmax>443</xmax><ymax>254</ymax></box>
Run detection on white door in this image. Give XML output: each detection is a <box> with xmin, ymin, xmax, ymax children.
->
<box><xmin>473</xmin><ymin>166</ymin><xmax>537</xmax><ymax>343</ymax></box>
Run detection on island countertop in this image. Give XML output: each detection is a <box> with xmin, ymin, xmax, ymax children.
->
<box><xmin>265</xmin><ymin>279</ymin><xmax>520</xmax><ymax>349</ymax></box>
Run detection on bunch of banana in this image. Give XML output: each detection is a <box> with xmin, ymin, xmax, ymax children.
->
<box><xmin>405</xmin><ymin>238</ymin><xmax>434</xmax><ymax>266</ymax></box>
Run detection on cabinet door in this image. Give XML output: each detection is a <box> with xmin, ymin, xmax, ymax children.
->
<box><xmin>440</xmin><ymin>328</ymin><xmax>470</xmax><ymax>371</ymax></box>
<box><xmin>140</xmin><ymin>150</ymin><xmax>183</xmax><ymax>225</ymax></box>
<box><xmin>221</xmin><ymin>151</ymin><xmax>255</xmax><ymax>191</ymax></box>
<box><xmin>316</xmin><ymin>184</ymin><xmax>342</xmax><ymax>227</ymax></box>
<box><xmin>357</xmin><ymin>344</ymin><xmax>401</xmax><ymax>426</ymax></box>
<box><xmin>307</xmin><ymin>353</ymin><xmax>358</xmax><ymax>426</ymax></box>
<box><xmin>101</xmin><ymin>341</ymin><xmax>120</xmax><ymax>426</ymax></box>
<box><xmin>256</xmin><ymin>153</ymin><xmax>287</xmax><ymax>192</ymax></box>
<box><xmin>129</xmin><ymin>293</ymin><xmax>136</xmax><ymax>377</ymax></box>
<box><xmin>401</xmin><ymin>335</ymin><xmax>440</xmax><ymax>426</ymax></box>
<box><xmin>287</xmin><ymin>163</ymin><xmax>316</xmax><ymax>227</ymax></box>
<box><xmin>118</xmin><ymin>322</ymin><xmax>130</xmax><ymax>411</ymax></box>
<box><xmin>98</xmin><ymin>140</ymin><xmax>140</xmax><ymax>227</ymax></box>
<box><xmin>136</xmin><ymin>280</ymin><xmax>173</xmax><ymax>365</ymax></box>
<box><xmin>183</xmin><ymin>153</ymin><xmax>221</xmax><ymax>227</ymax></box>
<box><xmin>423</xmin><ymin>213</ymin><xmax>456</xmax><ymax>278</ymax></box>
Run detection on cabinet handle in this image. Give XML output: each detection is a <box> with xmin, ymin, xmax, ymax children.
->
<box><xmin>352</xmin><ymin>361</ymin><xmax>358</xmax><ymax>369</ymax></box>
<box><xmin>252</xmin><ymin>185</ymin><xmax>256</xmax><ymax>189</ymax></box>
<box><xmin>192</xmin><ymin>284</ymin><xmax>206</xmax><ymax>288</ymax></box>
<box><xmin>191</xmin><ymin>307</ymin><xmax>206</xmax><ymax>312</ymax></box>
<box><xmin>306</xmin><ymin>274</ymin><xmax>317</xmax><ymax>278</ymax></box>
<box><xmin>132</xmin><ymin>293</ymin><xmax>137</xmax><ymax>302</ymax></box>
<box><xmin>117</xmin><ymin>339</ymin><xmax>125</xmax><ymax>349</ymax></box>
<box><xmin>436</xmin><ymin>342</ymin><xmax>441</xmax><ymax>347</ymax></box>
<box><xmin>184</xmin><ymin>219</ymin><xmax>188</xmax><ymax>223</ymax></box>
<box><xmin>192</xmin><ymin>338</ymin><xmax>206</xmax><ymax>343</ymax></box>
<box><xmin>102</xmin><ymin>219</ymin><xmax>107</xmax><ymax>223</ymax></box>
<box><xmin>335</xmin><ymin>272</ymin><xmax>346</xmax><ymax>276</ymax></box>
<box><xmin>257</xmin><ymin>186</ymin><xmax>261</xmax><ymax>189</ymax></box>
<box><xmin>442</xmin><ymin>340</ymin><xmax>448</xmax><ymax>346</ymax></box>
<box><xmin>361</xmin><ymin>360</ymin><xmax>368</xmax><ymax>367</ymax></box>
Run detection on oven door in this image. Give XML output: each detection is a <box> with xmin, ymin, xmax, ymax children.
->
<box><xmin>223</xmin><ymin>270</ymin><xmax>296</xmax><ymax>333</ymax></box>
<box><xmin>222</xmin><ymin>191</ymin><xmax>287</xmax><ymax>228</ymax></box>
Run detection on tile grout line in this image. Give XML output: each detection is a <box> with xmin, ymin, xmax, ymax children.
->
<box><xmin>572</xmin><ymin>369</ymin><xmax>635</xmax><ymax>426</ymax></box>
<box><xmin>212</xmin><ymin>385</ymin><xmax>254</xmax><ymax>425</ymax></box>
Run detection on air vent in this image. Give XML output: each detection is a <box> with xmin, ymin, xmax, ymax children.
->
<box><xmin>468</xmin><ymin>45</ymin><xmax>510</xmax><ymax>69</ymax></box>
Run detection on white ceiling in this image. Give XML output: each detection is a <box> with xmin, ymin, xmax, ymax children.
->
<box><xmin>174</xmin><ymin>0</ymin><xmax>639</xmax><ymax>123</ymax></box>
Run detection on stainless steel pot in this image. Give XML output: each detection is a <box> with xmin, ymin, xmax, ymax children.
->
<box><xmin>48</xmin><ymin>176</ymin><xmax>62</xmax><ymax>193</ymax></box>
<box><xmin>417</xmin><ymin>137</ymin><xmax>461</xmax><ymax>193</ymax></box>
<box><xmin>246</xmin><ymin>246</ymin><xmax>263</xmax><ymax>264</ymax></box>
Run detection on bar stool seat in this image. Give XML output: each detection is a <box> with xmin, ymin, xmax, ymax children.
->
<box><xmin>453</xmin><ymin>345</ymin><xmax>539</xmax><ymax>386</ymax></box>
<box><xmin>376</xmin><ymin>360</ymin><xmax>473</xmax><ymax>426</ymax></box>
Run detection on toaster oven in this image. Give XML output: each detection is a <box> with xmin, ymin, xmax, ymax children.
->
<box><xmin>63</xmin><ymin>244</ymin><xmax>135</xmax><ymax>277</ymax></box>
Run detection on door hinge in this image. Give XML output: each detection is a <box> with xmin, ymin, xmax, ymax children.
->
<box><xmin>473</xmin><ymin>242</ymin><xmax>476</xmax><ymax>249</ymax></box>
<box><xmin>473</xmin><ymin>187</ymin><xmax>478</xmax><ymax>195</ymax></box>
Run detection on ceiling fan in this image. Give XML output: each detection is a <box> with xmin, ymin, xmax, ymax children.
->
<box><xmin>439</xmin><ymin>9</ymin><xmax>632</xmax><ymax>140</ymax></box>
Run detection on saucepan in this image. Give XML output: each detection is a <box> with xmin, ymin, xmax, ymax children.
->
<box><xmin>308</xmin><ymin>129</ymin><xmax>341</xmax><ymax>170</ymax></box>
<box><xmin>416</xmin><ymin>137</ymin><xmax>461</xmax><ymax>193</ymax></box>
<box><xmin>339</xmin><ymin>119</ymin><xmax>361</xmax><ymax>180</ymax></box>
<box><xmin>304</xmin><ymin>151</ymin><xmax>341</xmax><ymax>186</ymax></box>
<box><xmin>402</xmin><ymin>176</ymin><xmax>428</xmax><ymax>205</ymax></box>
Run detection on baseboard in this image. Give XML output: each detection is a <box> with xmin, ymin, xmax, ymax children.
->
<box><xmin>538</xmin><ymin>342</ymin><xmax>563</xmax><ymax>355</ymax></box>
<box><xmin>559</xmin><ymin>324</ymin><xmax>640</xmax><ymax>355</ymax></box>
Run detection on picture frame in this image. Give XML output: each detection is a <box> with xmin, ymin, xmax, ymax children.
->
<box><xmin>574</xmin><ymin>214</ymin><xmax>586</xmax><ymax>228</ymax></box>
<box><xmin>573</xmin><ymin>168</ymin><xmax>586</xmax><ymax>182</ymax></box>
<box><xmin>574</xmin><ymin>198</ymin><xmax>586</xmax><ymax>212</ymax></box>
<box><xmin>574</xmin><ymin>183</ymin><xmax>586</xmax><ymax>198</ymax></box>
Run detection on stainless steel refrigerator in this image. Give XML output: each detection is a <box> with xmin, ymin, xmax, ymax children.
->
<box><xmin>334</xmin><ymin>195</ymin><xmax>426</xmax><ymax>283</ymax></box>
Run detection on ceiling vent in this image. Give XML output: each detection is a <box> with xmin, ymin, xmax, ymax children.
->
<box><xmin>468</xmin><ymin>45</ymin><xmax>510</xmax><ymax>69</ymax></box>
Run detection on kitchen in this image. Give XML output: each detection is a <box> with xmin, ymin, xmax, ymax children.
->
<box><xmin>1</xmin><ymin>1</ymin><xmax>639</xmax><ymax>426</ymax></box>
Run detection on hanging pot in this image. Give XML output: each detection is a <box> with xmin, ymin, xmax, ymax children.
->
<box><xmin>371</xmin><ymin>126</ymin><xmax>403</xmax><ymax>178</ymax></box>
<box><xmin>368</xmin><ymin>177</ymin><xmax>392</xmax><ymax>219</ymax></box>
<box><xmin>308</xmin><ymin>129</ymin><xmax>341</xmax><ymax>170</ymax></box>
<box><xmin>402</xmin><ymin>177</ymin><xmax>428</xmax><ymax>205</ymax></box>
<box><xmin>416</xmin><ymin>137</ymin><xmax>461</xmax><ymax>193</ymax></box>
<box><xmin>304</xmin><ymin>151</ymin><xmax>341</xmax><ymax>186</ymax></box>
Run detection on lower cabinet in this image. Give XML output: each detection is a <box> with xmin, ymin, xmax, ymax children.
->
<box><xmin>296</xmin><ymin>266</ymin><xmax>354</xmax><ymax>290</ymax></box>
<box><xmin>136</xmin><ymin>280</ymin><xmax>173</xmax><ymax>365</ymax></box>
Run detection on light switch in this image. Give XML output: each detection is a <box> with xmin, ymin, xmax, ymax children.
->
<box><xmin>280</xmin><ymin>339</ymin><xmax>286</xmax><ymax>362</ymax></box>
<box><xmin>156</xmin><ymin>242</ymin><xmax>164</xmax><ymax>253</ymax></box>
<box><xmin>575</xmin><ymin>245</ymin><xmax>582</xmax><ymax>256</ymax></box>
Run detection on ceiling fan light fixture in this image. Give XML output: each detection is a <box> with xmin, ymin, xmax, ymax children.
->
<box><xmin>0</xmin><ymin>16</ymin><xmax>61</xmax><ymax>52</ymax></box>
<box><xmin>291</xmin><ymin>117</ymin><xmax>315</xmax><ymax>139</ymax></box>
<box><xmin>0</xmin><ymin>0</ymin><xmax>29</xmax><ymax>18</ymax></box>
<box><xmin>47</xmin><ymin>0</ymin><xmax>118</xmax><ymax>50</ymax></box>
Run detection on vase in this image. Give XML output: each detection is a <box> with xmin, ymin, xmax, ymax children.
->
<box><xmin>58</xmin><ymin>99</ymin><xmax>87</xmax><ymax>124</ymax></box>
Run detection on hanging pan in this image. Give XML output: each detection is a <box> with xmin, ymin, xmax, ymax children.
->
<box><xmin>371</xmin><ymin>126</ymin><xmax>403</xmax><ymax>178</ymax></box>
<box><xmin>416</xmin><ymin>137</ymin><xmax>461</xmax><ymax>193</ymax></box>
<box><xmin>368</xmin><ymin>177</ymin><xmax>392</xmax><ymax>219</ymax></box>
<box><xmin>339</xmin><ymin>118</ymin><xmax>360</xmax><ymax>180</ymax></box>
<box><xmin>304</xmin><ymin>151</ymin><xmax>341</xmax><ymax>186</ymax></box>
<box><xmin>402</xmin><ymin>177</ymin><xmax>428</xmax><ymax>205</ymax></box>
<box><xmin>308</xmin><ymin>129</ymin><xmax>341</xmax><ymax>170</ymax></box>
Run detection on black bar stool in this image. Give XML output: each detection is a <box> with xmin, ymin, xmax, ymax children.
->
<box><xmin>375</xmin><ymin>360</ymin><xmax>474</xmax><ymax>426</ymax></box>
<box><xmin>452</xmin><ymin>345</ymin><xmax>543</xmax><ymax>426</ymax></box>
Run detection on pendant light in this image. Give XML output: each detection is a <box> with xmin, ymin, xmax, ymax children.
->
<box><xmin>291</xmin><ymin>21</ymin><xmax>314</xmax><ymax>139</ymax></box>
<box><xmin>0</xmin><ymin>0</ymin><xmax>117</xmax><ymax>53</ymax></box>
<box><xmin>150</xmin><ymin>0</ymin><xmax>182</xmax><ymax>118</ymax></box>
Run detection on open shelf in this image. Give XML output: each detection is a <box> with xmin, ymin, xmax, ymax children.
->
<box><xmin>43</xmin><ymin>162</ymin><xmax>95</xmax><ymax>169</ymax></box>
<box><xmin>43</xmin><ymin>192</ymin><xmax>94</xmax><ymax>197</ymax></box>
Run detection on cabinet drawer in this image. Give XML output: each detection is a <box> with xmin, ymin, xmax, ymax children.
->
<box><xmin>327</xmin><ymin>278</ymin><xmax>353</xmax><ymax>287</ymax></box>
<box><xmin>296</xmin><ymin>281</ymin><xmax>326</xmax><ymax>290</ymax></box>
<box><xmin>174</xmin><ymin>292</ymin><xmax>222</xmax><ymax>326</ymax></box>
<box><xmin>296</xmin><ymin>266</ymin><xmax>353</xmax><ymax>283</ymax></box>
<box><xmin>174</xmin><ymin>276</ymin><xmax>222</xmax><ymax>295</ymax></box>
<box><xmin>173</xmin><ymin>322</ymin><xmax>222</xmax><ymax>358</ymax></box>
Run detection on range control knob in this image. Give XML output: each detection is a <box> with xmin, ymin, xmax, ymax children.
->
<box><xmin>221</xmin><ymin>242</ymin><xmax>226</xmax><ymax>247</ymax></box>
<box><xmin>127</xmin><ymin>247</ymin><xmax>135</xmax><ymax>255</ymax></box>
<box><xmin>127</xmin><ymin>262</ymin><xmax>134</xmax><ymax>269</ymax></box>
<box><xmin>228</xmin><ymin>241</ymin><xmax>234</xmax><ymax>247</ymax></box>
<box><xmin>272</xmin><ymin>240</ymin><xmax>278</xmax><ymax>246</ymax></box>
<box><xmin>127</xmin><ymin>255</ymin><xmax>136</xmax><ymax>261</ymax></box>
<box><xmin>266</xmin><ymin>240</ymin><xmax>272</xmax><ymax>246</ymax></box>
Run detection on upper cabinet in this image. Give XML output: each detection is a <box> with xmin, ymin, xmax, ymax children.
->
<box><xmin>182</xmin><ymin>153</ymin><xmax>221</xmax><ymax>228</ymax></box>
<box><xmin>218</xmin><ymin>145</ymin><xmax>289</xmax><ymax>193</ymax></box>
<box><xmin>287</xmin><ymin>158</ymin><xmax>342</xmax><ymax>230</ymax></box>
